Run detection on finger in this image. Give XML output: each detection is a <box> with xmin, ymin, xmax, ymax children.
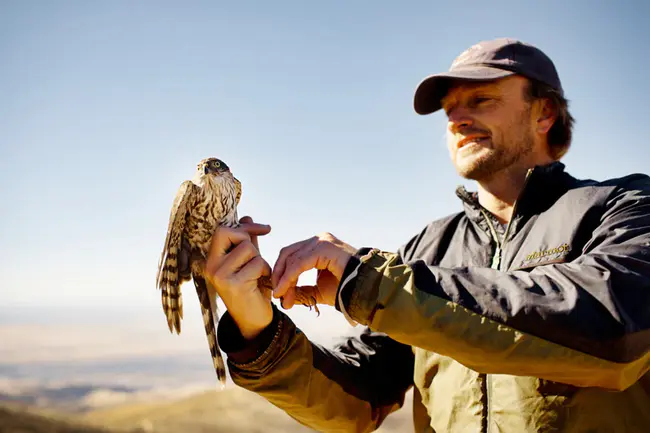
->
<box><xmin>207</xmin><ymin>223</ymin><xmax>270</xmax><ymax>269</ymax></box>
<box><xmin>274</xmin><ymin>245</ymin><xmax>332</xmax><ymax>299</ymax></box>
<box><xmin>280</xmin><ymin>286</ymin><xmax>296</xmax><ymax>309</ymax></box>
<box><xmin>271</xmin><ymin>237</ymin><xmax>315</xmax><ymax>288</ymax></box>
<box><xmin>241</xmin><ymin>221</ymin><xmax>271</xmax><ymax>250</ymax></box>
<box><xmin>239</xmin><ymin>216</ymin><xmax>259</xmax><ymax>250</ymax></box>
<box><xmin>236</xmin><ymin>255</ymin><xmax>272</xmax><ymax>284</ymax></box>
<box><xmin>206</xmin><ymin>227</ymin><xmax>251</xmax><ymax>275</ymax></box>
<box><xmin>238</xmin><ymin>221</ymin><xmax>272</xmax><ymax>238</ymax></box>
<box><xmin>217</xmin><ymin>240</ymin><xmax>260</xmax><ymax>278</ymax></box>
<box><xmin>239</xmin><ymin>216</ymin><xmax>260</xmax><ymax>249</ymax></box>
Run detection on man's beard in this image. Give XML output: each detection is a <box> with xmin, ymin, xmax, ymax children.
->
<box><xmin>450</xmin><ymin>111</ymin><xmax>534</xmax><ymax>181</ymax></box>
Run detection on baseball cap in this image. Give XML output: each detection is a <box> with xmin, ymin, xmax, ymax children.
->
<box><xmin>413</xmin><ymin>38</ymin><xmax>563</xmax><ymax>115</ymax></box>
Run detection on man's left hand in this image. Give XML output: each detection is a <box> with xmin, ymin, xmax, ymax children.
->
<box><xmin>271</xmin><ymin>233</ymin><xmax>356</xmax><ymax>309</ymax></box>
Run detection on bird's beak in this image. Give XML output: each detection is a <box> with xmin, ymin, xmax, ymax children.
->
<box><xmin>203</xmin><ymin>165</ymin><xmax>210</xmax><ymax>175</ymax></box>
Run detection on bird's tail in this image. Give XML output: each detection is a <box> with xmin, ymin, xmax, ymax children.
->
<box><xmin>157</xmin><ymin>243</ymin><xmax>184</xmax><ymax>334</ymax></box>
<box><xmin>193</xmin><ymin>273</ymin><xmax>227</xmax><ymax>388</ymax></box>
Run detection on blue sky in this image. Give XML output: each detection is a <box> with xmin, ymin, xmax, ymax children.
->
<box><xmin>1</xmin><ymin>0</ymin><xmax>649</xmax><ymax>331</ymax></box>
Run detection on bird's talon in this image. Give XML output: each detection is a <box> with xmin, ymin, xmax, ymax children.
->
<box><xmin>311</xmin><ymin>297</ymin><xmax>320</xmax><ymax>316</ymax></box>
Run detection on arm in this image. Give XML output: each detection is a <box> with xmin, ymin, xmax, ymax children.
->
<box><xmin>217</xmin><ymin>306</ymin><xmax>414</xmax><ymax>433</ymax></box>
<box><xmin>336</xmin><ymin>180</ymin><xmax>650</xmax><ymax>391</ymax></box>
<box><xmin>202</xmin><ymin>218</ymin><xmax>413</xmax><ymax>433</ymax></box>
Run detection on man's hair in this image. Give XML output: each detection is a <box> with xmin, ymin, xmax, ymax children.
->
<box><xmin>524</xmin><ymin>79</ymin><xmax>575</xmax><ymax>160</ymax></box>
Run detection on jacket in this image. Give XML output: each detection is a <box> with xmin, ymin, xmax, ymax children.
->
<box><xmin>217</xmin><ymin>162</ymin><xmax>650</xmax><ymax>432</ymax></box>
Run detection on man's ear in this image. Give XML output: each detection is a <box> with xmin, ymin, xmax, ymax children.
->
<box><xmin>536</xmin><ymin>98</ymin><xmax>556</xmax><ymax>134</ymax></box>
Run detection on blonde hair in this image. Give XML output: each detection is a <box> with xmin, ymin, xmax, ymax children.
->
<box><xmin>524</xmin><ymin>79</ymin><xmax>575</xmax><ymax>160</ymax></box>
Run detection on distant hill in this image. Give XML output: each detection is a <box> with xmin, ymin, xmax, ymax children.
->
<box><xmin>0</xmin><ymin>403</ymin><xmax>116</xmax><ymax>433</ymax></box>
<box><xmin>81</xmin><ymin>386</ymin><xmax>413</xmax><ymax>433</ymax></box>
<box><xmin>0</xmin><ymin>384</ymin><xmax>140</xmax><ymax>413</ymax></box>
<box><xmin>2</xmin><ymin>385</ymin><xmax>413</xmax><ymax>433</ymax></box>
<box><xmin>81</xmin><ymin>386</ymin><xmax>319</xmax><ymax>433</ymax></box>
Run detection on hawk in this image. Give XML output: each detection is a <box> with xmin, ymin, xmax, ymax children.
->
<box><xmin>155</xmin><ymin>157</ymin><xmax>317</xmax><ymax>387</ymax></box>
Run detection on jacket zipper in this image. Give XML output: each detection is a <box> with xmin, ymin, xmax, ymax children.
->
<box><xmin>478</xmin><ymin>208</ymin><xmax>501</xmax><ymax>433</ymax></box>
<box><xmin>475</xmin><ymin>168</ymin><xmax>533</xmax><ymax>433</ymax></box>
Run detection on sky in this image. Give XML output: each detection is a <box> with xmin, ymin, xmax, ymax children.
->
<box><xmin>1</xmin><ymin>0</ymin><xmax>649</xmax><ymax>334</ymax></box>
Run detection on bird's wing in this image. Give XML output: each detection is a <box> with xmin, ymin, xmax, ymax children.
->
<box><xmin>234</xmin><ymin>176</ymin><xmax>242</xmax><ymax>206</ymax></box>
<box><xmin>156</xmin><ymin>180</ymin><xmax>200</xmax><ymax>334</ymax></box>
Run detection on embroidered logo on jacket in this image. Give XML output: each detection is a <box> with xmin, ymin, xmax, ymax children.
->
<box><xmin>518</xmin><ymin>243</ymin><xmax>571</xmax><ymax>269</ymax></box>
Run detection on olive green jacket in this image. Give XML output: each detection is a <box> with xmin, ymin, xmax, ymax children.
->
<box><xmin>218</xmin><ymin>163</ymin><xmax>650</xmax><ymax>432</ymax></box>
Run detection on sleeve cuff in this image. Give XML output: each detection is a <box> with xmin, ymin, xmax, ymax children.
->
<box><xmin>335</xmin><ymin>247</ymin><xmax>384</xmax><ymax>325</ymax></box>
<box><xmin>334</xmin><ymin>248</ymin><xmax>365</xmax><ymax>312</ymax></box>
<box><xmin>217</xmin><ymin>304</ymin><xmax>283</xmax><ymax>366</ymax></box>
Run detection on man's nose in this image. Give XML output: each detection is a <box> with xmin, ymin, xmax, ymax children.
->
<box><xmin>447</xmin><ymin>106</ymin><xmax>473</xmax><ymax>134</ymax></box>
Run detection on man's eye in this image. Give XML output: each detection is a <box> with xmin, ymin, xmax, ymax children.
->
<box><xmin>474</xmin><ymin>97</ymin><xmax>491</xmax><ymax>104</ymax></box>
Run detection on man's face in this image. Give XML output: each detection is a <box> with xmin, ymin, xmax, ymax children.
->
<box><xmin>441</xmin><ymin>75</ymin><xmax>536</xmax><ymax>181</ymax></box>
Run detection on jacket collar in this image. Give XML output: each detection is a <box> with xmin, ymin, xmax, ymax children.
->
<box><xmin>455</xmin><ymin>161</ymin><xmax>571</xmax><ymax>230</ymax></box>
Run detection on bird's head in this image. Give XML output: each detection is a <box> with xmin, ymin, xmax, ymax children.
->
<box><xmin>196</xmin><ymin>157</ymin><xmax>231</xmax><ymax>177</ymax></box>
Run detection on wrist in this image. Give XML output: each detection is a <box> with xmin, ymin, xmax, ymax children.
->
<box><xmin>231</xmin><ymin>306</ymin><xmax>273</xmax><ymax>340</ymax></box>
<box><xmin>217</xmin><ymin>303</ymin><xmax>285</xmax><ymax>367</ymax></box>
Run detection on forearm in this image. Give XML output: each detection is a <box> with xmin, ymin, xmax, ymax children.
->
<box><xmin>337</xmin><ymin>248</ymin><xmax>650</xmax><ymax>391</ymax></box>
<box><xmin>218</xmin><ymin>305</ymin><xmax>413</xmax><ymax>432</ymax></box>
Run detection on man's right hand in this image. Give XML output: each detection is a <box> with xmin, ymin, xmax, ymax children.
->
<box><xmin>204</xmin><ymin>216</ymin><xmax>273</xmax><ymax>340</ymax></box>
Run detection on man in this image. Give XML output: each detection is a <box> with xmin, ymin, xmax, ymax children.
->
<box><xmin>205</xmin><ymin>38</ymin><xmax>650</xmax><ymax>432</ymax></box>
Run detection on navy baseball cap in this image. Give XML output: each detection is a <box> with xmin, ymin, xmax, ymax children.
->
<box><xmin>413</xmin><ymin>38</ymin><xmax>564</xmax><ymax>115</ymax></box>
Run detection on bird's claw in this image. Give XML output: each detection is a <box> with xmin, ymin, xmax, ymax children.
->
<box><xmin>280</xmin><ymin>294</ymin><xmax>320</xmax><ymax>316</ymax></box>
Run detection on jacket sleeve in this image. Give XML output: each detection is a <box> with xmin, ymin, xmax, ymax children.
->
<box><xmin>336</xmin><ymin>178</ymin><xmax>650</xmax><ymax>391</ymax></box>
<box><xmin>217</xmin><ymin>303</ymin><xmax>414</xmax><ymax>433</ymax></box>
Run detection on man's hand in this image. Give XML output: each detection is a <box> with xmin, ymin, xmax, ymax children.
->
<box><xmin>205</xmin><ymin>216</ymin><xmax>273</xmax><ymax>340</ymax></box>
<box><xmin>271</xmin><ymin>233</ymin><xmax>356</xmax><ymax>309</ymax></box>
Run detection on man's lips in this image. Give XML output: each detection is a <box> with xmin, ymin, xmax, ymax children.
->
<box><xmin>457</xmin><ymin>135</ymin><xmax>489</xmax><ymax>149</ymax></box>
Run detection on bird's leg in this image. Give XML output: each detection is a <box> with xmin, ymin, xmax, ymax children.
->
<box><xmin>293</xmin><ymin>287</ymin><xmax>321</xmax><ymax>316</ymax></box>
<box><xmin>257</xmin><ymin>275</ymin><xmax>320</xmax><ymax>316</ymax></box>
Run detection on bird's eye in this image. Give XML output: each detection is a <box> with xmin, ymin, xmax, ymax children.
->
<box><xmin>213</xmin><ymin>161</ymin><xmax>220</xmax><ymax>167</ymax></box>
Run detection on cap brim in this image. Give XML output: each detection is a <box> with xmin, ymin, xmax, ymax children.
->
<box><xmin>413</xmin><ymin>66</ymin><xmax>515</xmax><ymax>115</ymax></box>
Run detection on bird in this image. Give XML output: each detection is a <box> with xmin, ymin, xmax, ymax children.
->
<box><xmin>155</xmin><ymin>157</ymin><xmax>318</xmax><ymax>387</ymax></box>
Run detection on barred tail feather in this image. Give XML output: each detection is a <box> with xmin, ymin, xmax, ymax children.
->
<box><xmin>161</xmin><ymin>286</ymin><xmax>183</xmax><ymax>334</ymax></box>
<box><xmin>193</xmin><ymin>274</ymin><xmax>227</xmax><ymax>387</ymax></box>
<box><xmin>160</xmin><ymin>270</ymin><xmax>183</xmax><ymax>334</ymax></box>
<box><xmin>158</xmin><ymin>247</ymin><xmax>184</xmax><ymax>334</ymax></box>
